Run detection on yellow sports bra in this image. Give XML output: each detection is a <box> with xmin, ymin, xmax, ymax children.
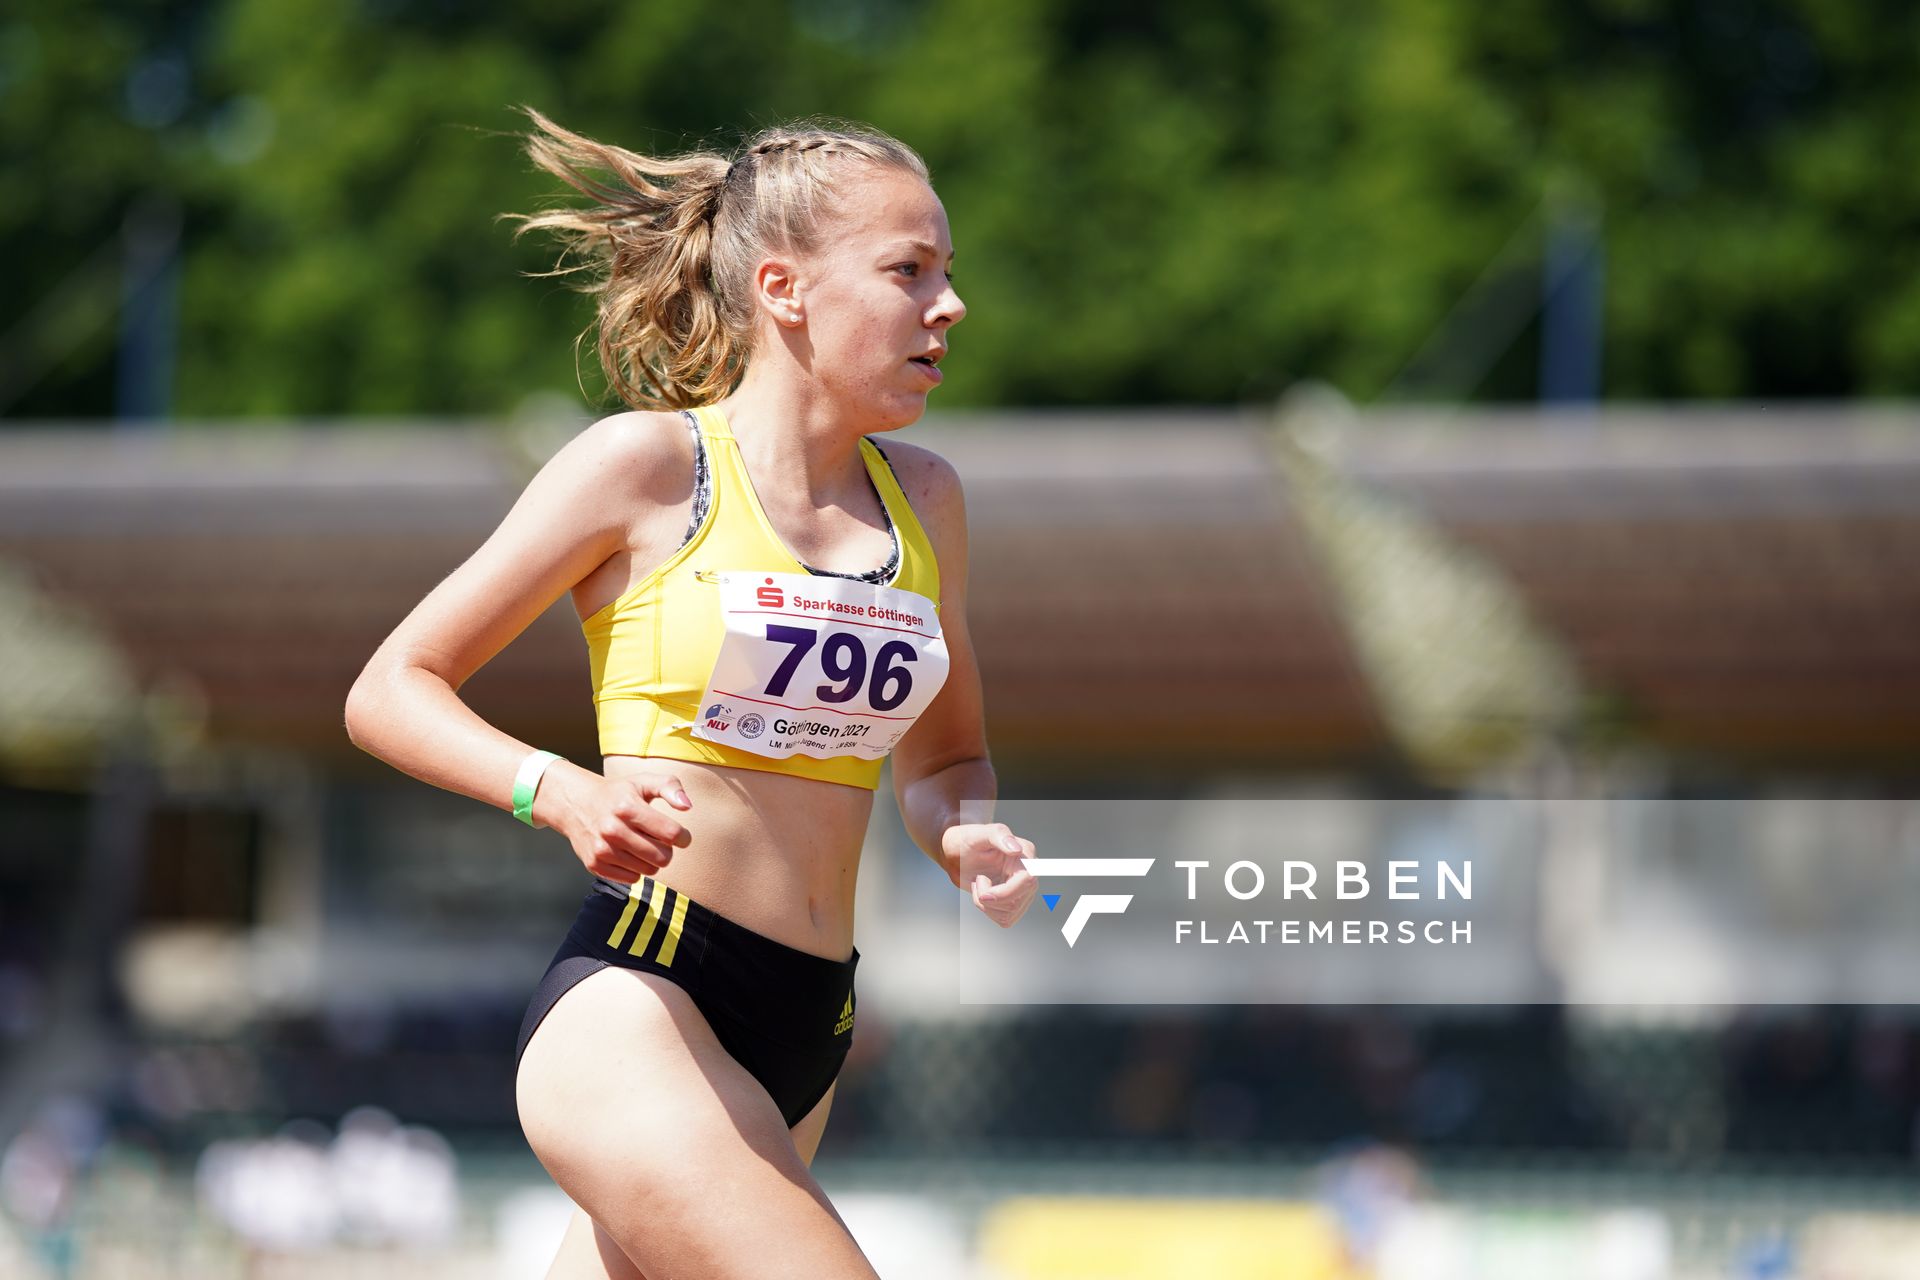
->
<box><xmin>582</xmin><ymin>404</ymin><xmax>945</xmax><ymax>790</ymax></box>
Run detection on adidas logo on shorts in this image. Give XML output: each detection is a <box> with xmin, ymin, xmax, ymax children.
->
<box><xmin>833</xmin><ymin>991</ymin><xmax>855</xmax><ymax>1036</ymax></box>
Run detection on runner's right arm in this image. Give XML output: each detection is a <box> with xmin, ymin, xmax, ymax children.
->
<box><xmin>344</xmin><ymin>412</ymin><xmax>694</xmax><ymax>882</ymax></box>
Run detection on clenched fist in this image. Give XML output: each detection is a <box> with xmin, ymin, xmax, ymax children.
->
<box><xmin>943</xmin><ymin>821</ymin><xmax>1039</xmax><ymax>928</ymax></box>
<box><xmin>533</xmin><ymin>764</ymin><xmax>693</xmax><ymax>884</ymax></box>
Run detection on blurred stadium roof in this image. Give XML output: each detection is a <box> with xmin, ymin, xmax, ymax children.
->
<box><xmin>0</xmin><ymin>406</ymin><xmax>1914</xmax><ymax>779</ymax></box>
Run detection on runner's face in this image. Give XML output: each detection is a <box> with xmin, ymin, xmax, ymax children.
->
<box><xmin>798</xmin><ymin>168</ymin><xmax>964</xmax><ymax>427</ymax></box>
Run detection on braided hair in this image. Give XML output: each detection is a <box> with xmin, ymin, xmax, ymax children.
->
<box><xmin>504</xmin><ymin>109</ymin><xmax>930</xmax><ymax>412</ymax></box>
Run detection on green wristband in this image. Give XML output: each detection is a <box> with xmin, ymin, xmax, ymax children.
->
<box><xmin>512</xmin><ymin>750</ymin><xmax>563</xmax><ymax>826</ymax></box>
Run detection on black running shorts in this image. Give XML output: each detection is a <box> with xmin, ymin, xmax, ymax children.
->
<box><xmin>516</xmin><ymin>878</ymin><xmax>860</xmax><ymax>1128</ymax></box>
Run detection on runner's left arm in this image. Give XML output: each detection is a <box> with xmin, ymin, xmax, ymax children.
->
<box><xmin>887</xmin><ymin>447</ymin><xmax>1036</xmax><ymax>925</ymax></box>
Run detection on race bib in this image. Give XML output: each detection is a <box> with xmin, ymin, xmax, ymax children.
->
<box><xmin>689</xmin><ymin>571</ymin><xmax>949</xmax><ymax>760</ymax></box>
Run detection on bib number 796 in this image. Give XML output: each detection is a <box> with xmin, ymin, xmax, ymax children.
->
<box><xmin>763</xmin><ymin>624</ymin><xmax>917</xmax><ymax>711</ymax></box>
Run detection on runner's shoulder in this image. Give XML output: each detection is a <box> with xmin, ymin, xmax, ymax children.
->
<box><xmin>870</xmin><ymin>436</ymin><xmax>963</xmax><ymax>516</ymax></box>
<box><xmin>557</xmin><ymin>408</ymin><xmax>698</xmax><ymax>507</ymax></box>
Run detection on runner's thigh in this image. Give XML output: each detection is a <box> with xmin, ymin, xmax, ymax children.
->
<box><xmin>538</xmin><ymin>1077</ymin><xmax>841</xmax><ymax>1279</ymax></box>
<box><xmin>516</xmin><ymin>965</ymin><xmax>878</xmax><ymax>1280</ymax></box>
<box><xmin>542</xmin><ymin>1205</ymin><xmax>648</xmax><ymax>1280</ymax></box>
<box><xmin>791</xmin><ymin>1080</ymin><xmax>838</xmax><ymax>1168</ymax></box>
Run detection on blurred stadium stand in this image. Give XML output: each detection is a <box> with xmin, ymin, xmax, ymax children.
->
<box><xmin>1</xmin><ymin>407</ymin><xmax>1914</xmax><ymax>775</ymax></box>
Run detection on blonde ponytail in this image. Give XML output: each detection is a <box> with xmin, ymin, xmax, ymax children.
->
<box><xmin>503</xmin><ymin>107</ymin><xmax>930</xmax><ymax>411</ymax></box>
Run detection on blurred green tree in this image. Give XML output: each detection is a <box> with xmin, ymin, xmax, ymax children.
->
<box><xmin>2</xmin><ymin>0</ymin><xmax>1914</xmax><ymax>418</ymax></box>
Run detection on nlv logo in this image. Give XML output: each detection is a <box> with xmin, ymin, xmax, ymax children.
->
<box><xmin>1021</xmin><ymin>858</ymin><xmax>1155</xmax><ymax>947</ymax></box>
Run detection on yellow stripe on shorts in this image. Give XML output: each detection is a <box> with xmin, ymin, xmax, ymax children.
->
<box><xmin>655</xmin><ymin>890</ymin><xmax>691</xmax><ymax>968</ymax></box>
<box><xmin>605</xmin><ymin>879</ymin><xmax>650</xmax><ymax>950</ymax></box>
<box><xmin>628</xmin><ymin>886</ymin><xmax>669</xmax><ymax>959</ymax></box>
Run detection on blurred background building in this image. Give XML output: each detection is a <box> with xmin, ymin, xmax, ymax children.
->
<box><xmin>5</xmin><ymin>1</ymin><xmax>1920</xmax><ymax>1277</ymax></box>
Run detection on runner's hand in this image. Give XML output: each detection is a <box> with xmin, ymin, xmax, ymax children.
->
<box><xmin>536</xmin><ymin>764</ymin><xmax>693</xmax><ymax>884</ymax></box>
<box><xmin>944</xmin><ymin>823</ymin><xmax>1038</xmax><ymax>928</ymax></box>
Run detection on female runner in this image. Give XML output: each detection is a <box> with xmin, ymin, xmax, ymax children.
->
<box><xmin>343</xmin><ymin>108</ymin><xmax>1038</xmax><ymax>1278</ymax></box>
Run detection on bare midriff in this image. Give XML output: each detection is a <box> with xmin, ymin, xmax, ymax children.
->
<box><xmin>601</xmin><ymin>753</ymin><xmax>873</xmax><ymax>962</ymax></box>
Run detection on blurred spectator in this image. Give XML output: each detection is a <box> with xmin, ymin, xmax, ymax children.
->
<box><xmin>1</xmin><ymin>1094</ymin><xmax>107</xmax><ymax>1277</ymax></box>
<box><xmin>1315</xmin><ymin>1140</ymin><xmax>1424</xmax><ymax>1268</ymax></box>
<box><xmin>329</xmin><ymin>1105</ymin><xmax>459</xmax><ymax>1248</ymax></box>
<box><xmin>193</xmin><ymin>1108</ymin><xmax>459</xmax><ymax>1253</ymax></box>
<box><xmin>195</xmin><ymin>1120</ymin><xmax>338</xmax><ymax>1251</ymax></box>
